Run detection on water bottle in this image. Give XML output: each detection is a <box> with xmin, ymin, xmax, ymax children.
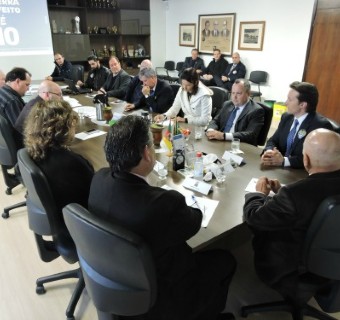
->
<box><xmin>193</xmin><ymin>151</ymin><xmax>204</xmax><ymax>180</ymax></box>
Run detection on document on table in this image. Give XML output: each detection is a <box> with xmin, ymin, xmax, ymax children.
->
<box><xmin>182</xmin><ymin>177</ymin><xmax>212</xmax><ymax>195</ymax></box>
<box><xmin>75</xmin><ymin>129</ymin><xmax>106</xmax><ymax>140</ymax></box>
<box><xmin>185</xmin><ymin>195</ymin><xmax>219</xmax><ymax>227</ymax></box>
<box><xmin>63</xmin><ymin>96</ymin><xmax>81</xmax><ymax>107</ymax></box>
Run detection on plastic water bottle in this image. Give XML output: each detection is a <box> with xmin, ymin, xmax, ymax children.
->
<box><xmin>193</xmin><ymin>151</ymin><xmax>204</xmax><ymax>180</ymax></box>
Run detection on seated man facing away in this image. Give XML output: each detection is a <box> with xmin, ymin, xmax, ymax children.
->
<box><xmin>261</xmin><ymin>81</ymin><xmax>333</xmax><ymax>169</ymax></box>
<box><xmin>88</xmin><ymin>115</ymin><xmax>236</xmax><ymax>320</ymax></box>
<box><xmin>201</xmin><ymin>48</ymin><xmax>229</xmax><ymax>86</ymax></box>
<box><xmin>206</xmin><ymin>79</ymin><xmax>264</xmax><ymax>146</ymax></box>
<box><xmin>124</xmin><ymin>68</ymin><xmax>174</xmax><ymax>114</ymax></box>
<box><xmin>124</xmin><ymin>59</ymin><xmax>153</xmax><ymax>105</ymax></box>
<box><xmin>98</xmin><ymin>56</ymin><xmax>131</xmax><ymax>99</ymax></box>
<box><xmin>243</xmin><ymin>128</ymin><xmax>340</xmax><ymax>300</ymax></box>
<box><xmin>180</xmin><ymin>48</ymin><xmax>205</xmax><ymax>77</ymax></box>
<box><xmin>214</xmin><ymin>52</ymin><xmax>246</xmax><ymax>91</ymax></box>
<box><xmin>77</xmin><ymin>54</ymin><xmax>110</xmax><ymax>91</ymax></box>
<box><xmin>45</xmin><ymin>52</ymin><xmax>72</xmax><ymax>82</ymax></box>
<box><xmin>15</xmin><ymin>80</ymin><xmax>62</xmax><ymax>134</ymax></box>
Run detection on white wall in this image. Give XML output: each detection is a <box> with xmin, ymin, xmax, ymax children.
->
<box><xmin>150</xmin><ymin>0</ymin><xmax>315</xmax><ymax>103</ymax></box>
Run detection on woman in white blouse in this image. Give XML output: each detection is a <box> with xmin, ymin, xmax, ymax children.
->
<box><xmin>154</xmin><ymin>67</ymin><xmax>212</xmax><ymax>126</ymax></box>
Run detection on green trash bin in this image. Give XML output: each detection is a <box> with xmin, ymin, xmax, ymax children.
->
<box><xmin>264</xmin><ymin>100</ymin><xmax>276</xmax><ymax>108</ymax></box>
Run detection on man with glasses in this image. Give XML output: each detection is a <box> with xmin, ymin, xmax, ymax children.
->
<box><xmin>76</xmin><ymin>54</ymin><xmax>110</xmax><ymax>91</ymax></box>
<box><xmin>15</xmin><ymin>80</ymin><xmax>62</xmax><ymax>134</ymax></box>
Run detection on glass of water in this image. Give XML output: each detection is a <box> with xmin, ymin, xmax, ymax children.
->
<box><xmin>215</xmin><ymin>165</ymin><xmax>226</xmax><ymax>187</ymax></box>
<box><xmin>158</xmin><ymin>168</ymin><xmax>168</xmax><ymax>180</ymax></box>
<box><xmin>231</xmin><ymin>138</ymin><xmax>240</xmax><ymax>153</ymax></box>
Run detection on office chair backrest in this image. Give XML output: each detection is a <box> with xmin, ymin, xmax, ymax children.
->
<box><xmin>328</xmin><ymin>118</ymin><xmax>340</xmax><ymax>134</ymax></box>
<box><xmin>17</xmin><ymin>149</ymin><xmax>77</xmax><ymax>264</ymax></box>
<box><xmin>249</xmin><ymin>70</ymin><xmax>268</xmax><ymax>85</ymax></box>
<box><xmin>71</xmin><ymin>64</ymin><xmax>84</xmax><ymax>83</ymax></box>
<box><xmin>0</xmin><ymin>113</ymin><xmax>17</xmax><ymax>166</ymax></box>
<box><xmin>164</xmin><ymin>60</ymin><xmax>175</xmax><ymax>71</ymax></box>
<box><xmin>170</xmin><ymin>83</ymin><xmax>181</xmax><ymax>97</ymax></box>
<box><xmin>209</xmin><ymin>86</ymin><xmax>229</xmax><ymax>118</ymax></box>
<box><xmin>303</xmin><ymin>195</ymin><xmax>340</xmax><ymax>280</ymax></box>
<box><xmin>257</xmin><ymin>102</ymin><xmax>273</xmax><ymax>146</ymax></box>
<box><xmin>176</xmin><ymin>61</ymin><xmax>184</xmax><ymax>72</ymax></box>
<box><xmin>63</xmin><ymin>203</ymin><xmax>157</xmax><ymax>316</ymax></box>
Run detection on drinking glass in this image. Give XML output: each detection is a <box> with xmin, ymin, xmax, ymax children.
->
<box><xmin>215</xmin><ymin>165</ymin><xmax>226</xmax><ymax>187</ymax></box>
<box><xmin>78</xmin><ymin>107</ymin><xmax>85</xmax><ymax>120</ymax></box>
<box><xmin>158</xmin><ymin>168</ymin><xmax>168</xmax><ymax>180</ymax></box>
<box><xmin>194</xmin><ymin>126</ymin><xmax>203</xmax><ymax>140</ymax></box>
<box><xmin>231</xmin><ymin>138</ymin><xmax>240</xmax><ymax>153</ymax></box>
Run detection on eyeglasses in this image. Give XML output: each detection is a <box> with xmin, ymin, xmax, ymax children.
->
<box><xmin>43</xmin><ymin>91</ymin><xmax>62</xmax><ymax>97</ymax></box>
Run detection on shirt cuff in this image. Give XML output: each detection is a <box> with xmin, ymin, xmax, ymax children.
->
<box><xmin>283</xmin><ymin>157</ymin><xmax>290</xmax><ymax>167</ymax></box>
<box><xmin>224</xmin><ymin>132</ymin><xmax>233</xmax><ymax>141</ymax></box>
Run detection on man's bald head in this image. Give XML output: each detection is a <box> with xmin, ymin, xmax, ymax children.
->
<box><xmin>38</xmin><ymin>80</ymin><xmax>62</xmax><ymax>100</ymax></box>
<box><xmin>140</xmin><ymin>59</ymin><xmax>153</xmax><ymax>70</ymax></box>
<box><xmin>303</xmin><ymin>128</ymin><xmax>340</xmax><ymax>173</ymax></box>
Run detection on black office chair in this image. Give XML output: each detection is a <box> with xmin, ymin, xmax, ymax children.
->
<box><xmin>71</xmin><ymin>64</ymin><xmax>84</xmax><ymax>83</ymax></box>
<box><xmin>328</xmin><ymin>118</ymin><xmax>340</xmax><ymax>134</ymax></box>
<box><xmin>241</xmin><ymin>195</ymin><xmax>340</xmax><ymax>320</ymax></box>
<box><xmin>17</xmin><ymin>148</ymin><xmax>84</xmax><ymax>320</ymax></box>
<box><xmin>257</xmin><ymin>102</ymin><xmax>273</xmax><ymax>146</ymax></box>
<box><xmin>0</xmin><ymin>114</ymin><xmax>26</xmax><ymax>218</ymax></box>
<box><xmin>249</xmin><ymin>71</ymin><xmax>268</xmax><ymax>101</ymax></box>
<box><xmin>209</xmin><ymin>86</ymin><xmax>229</xmax><ymax>118</ymax></box>
<box><xmin>63</xmin><ymin>203</ymin><xmax>157</xmax><ymax>320</ymax></box>
<box><xmin>156</xmin><ymin>60</ymin><xmax>175</xmax><ymax>82</ymax></box>
<box><xmin>168</xmin><ymin>61</ymin><xmax>184</xmax><ymax>83</ymax></box>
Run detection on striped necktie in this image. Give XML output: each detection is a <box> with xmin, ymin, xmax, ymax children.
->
<box><xmin>285</xmin><ymin>119</ymin><xmax>299</xmax><ymax>156</ymax></box>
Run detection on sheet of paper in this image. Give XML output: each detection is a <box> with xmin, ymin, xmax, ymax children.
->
<box><xmin>245</xmin><ymin>178</ymin><xmax>276</xmax><ymax>196</ymax></box>
<box><xmin>182</xmin><ymin>177</ymin><xmax>212</xmax><ymax>195</ymax></box>
<box><xmin>73</xmin><ymin>106</ymin><xmax>96</xmax><ymax>118</ymax></box>
<box><xmin>63</xmin><ymin>96</ymin><xmax>81</xmax><ymax>107</ymax></box>
<box><xmin>185</xmin><ymin>195</ymin><xmax>219</xmax><ymax>227</ymax></box>
<box><xmin>75</xmin><ymin>129</ymin><xmax>106</xmax><ymax>140</ymax></box>
<box><xmin>222</xmin><ymin>150</ymin><xmax>244</xmax><ymax>165</ymax></box>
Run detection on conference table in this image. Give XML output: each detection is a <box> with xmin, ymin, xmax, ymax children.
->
<box><xmin>69</xmin><ymin>93</ymin><xmax>308</xmax><ymax>251</ymax></box>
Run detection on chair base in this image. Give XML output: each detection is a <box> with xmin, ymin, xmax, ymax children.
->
<box><xmin>241</xmin><ymin>300</ymin><xmax>338</xmax><ymax>320</ymax></box>
<box><xmin>1</xmin><ymin>164</ymin><xmax>21</xmax><ymax>195</ymax></box>
<box><xmin>36</xmin><ymin>268</ymin><xmax>84</xmax><ymax>320</ymax></box>
<box><xmin>2</xmin><ymin>200</ymin><xmax>26</xmax><ymax>219</ymax></box>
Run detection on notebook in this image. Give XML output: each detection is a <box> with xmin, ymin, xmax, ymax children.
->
<box><xmin>64</xmin><ymin>78</ymin><xmax>92</xmax><ymax>94</ymax></box>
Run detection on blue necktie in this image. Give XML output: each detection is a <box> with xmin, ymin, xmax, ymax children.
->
<box><xmin>285</xmin><ymin>119</ymin><xmax>299</xmax><ymax>156</ymax></box>
<box><xmin>224</xmin><ymin>107</ymin><xmax>238</xmax><ymax>132</ymax></box>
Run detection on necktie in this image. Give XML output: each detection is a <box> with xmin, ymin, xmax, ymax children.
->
<box><xmin>224</xmin><ymin>107</ymin><xmax>238</xmax><ymax>132</ymax></box>
<box><xmin>285</xmin><ymin>119</ymin><xmax>299</xmax><ymax>156</ymax></box>
<box><xmin>228</xmin><ymin>64</ymin><xmax>236</xmax><ymax>75</ymax></box>
<box><xmin>150</xmin><ymin>89</ymin><xmax>155</xmax><ymax>96</ymax></box>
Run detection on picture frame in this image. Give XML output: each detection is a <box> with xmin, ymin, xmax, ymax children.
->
<box><xmin>198</xmin><ymin>13</ymin><xmax>235</xmax><ymax>56</ymax></box>
<box><xmin>238</xmin><ymin>21</ymin><xmax>266</xmax><ymax>51</ymax></box>
<box><xmin>179</xmin><ymin>23</ymin><xmax>196</xmax><ymax>47</ymax></box>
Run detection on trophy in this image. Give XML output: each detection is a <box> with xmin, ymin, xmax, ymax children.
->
<box><xmin>72</xmin><ymin>16</ymin><xmax>81</xmax><ymax>34</ymax></box>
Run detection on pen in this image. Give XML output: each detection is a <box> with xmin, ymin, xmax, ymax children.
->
<box><xmin>191</xmin><ymin>195</ymin><xmax>205</xmax><ymax>213</ymax></box>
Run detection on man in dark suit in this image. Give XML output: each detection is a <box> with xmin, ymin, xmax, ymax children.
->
<box><xmin>180</xmin><ymin>48</ymin><xmax>205</xmax><ymax>77</ymax></box>
<box><xmin>88</xmin><ymin>115</ymin><xmax>236</xmax><ymax>320</ymax></box>
<box><xmin>201</xmin><ymin>48</ymin><xmax>229</xmax><ymax>86</ymax></box>
<box><xmin>45</xmin><ymin>52</ymin><xmax>72</xmax><ymax>82</ymax></box>
<box><xmin>261</xmin><ymin>81</ymin><xmax>333</xmax><ymax>169</ymax></box>
<box><xmin>124</xmin><ymin>68</ymin><xmax>174</xmax><ymax>114</ymax></box>
<box><xmin>98</xmin><ymin>56</ymin><xmax>131</xmax><ymax>99</ymax></box>
<box><xmin>201</xmin><ymin>20</ymin><xmax>211</xmax><ymax>41</ymax></box>
<box><xmin>243</xmin><ymin>128</ymin><xmax>340</xmax><ymax>299</ymax></box>
<box><xmin>206</xmin><ymin>79</ymin><xmax>264</xmax><ymax>146</ymax></box>
<box><xmin>214</xmin><ymin>52</ymin><xmax>247</xmax><ymax>91</ymax></box>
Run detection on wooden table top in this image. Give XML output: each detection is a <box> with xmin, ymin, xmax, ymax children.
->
<box><xmin>70</xmin><ymin>94</ymin><xmax>308</xmax><ymax>250</ymax></box>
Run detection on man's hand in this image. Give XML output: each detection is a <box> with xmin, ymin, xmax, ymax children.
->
<box><xmin>255</xmin><ymin>176</ymin><xmax>272</xmax><ymax>195</ymax></box>
<box><xmin>142</xmin><ymin>85</ymin><xmax>151</xmax><ymax>96</ymax></box>
<box><xmin>45</xmin><ymin>76</ymin><xmax>52</xmax><ymax>81</ymax></box>
<box><xmin>154</xmin><ymin>114</ymin><xmax>165</xmax><ymax>123</ymax></box>
<box><xmin>206</xmin><ymin>129</ymin><xmax>224</xmax><ymax>140</ymax></box>
<box><xmin>268</xmin><ymin>179</ymin><xmax>281</xmax><ymax>194</ymax></box>
<box><xmin>124</xmin><ymin>103</ymin><xmax>135</xmax><ymax>111</ymax></box>
<box><xmin>261</xmin><ymin>148</ymin><xmax>284</xmax><ymax>166</ymax></box>
<box><xmin>221</xmin><ymin>76</ymin><xmax>228</xmax><ymax>82</ymax></box>
<box><xmin>77</xmin><ymin>80</ymin><xmax>84</xmax><ymax>87</ymax></box>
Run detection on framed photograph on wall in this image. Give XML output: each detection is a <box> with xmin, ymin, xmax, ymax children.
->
<box><xmin>198</xmin><ymin>13</ymin><xmax>235</xmax><ymax>56</ymax></box>
<box><xmin>238</xmin><ymin>21</ymin><xmax>266</xmax><ymax>51</ymax></box>
<box><xmin>179</xmin><ymin>23</ymin><xmax>196</xmax><ymax>47</ymax></box>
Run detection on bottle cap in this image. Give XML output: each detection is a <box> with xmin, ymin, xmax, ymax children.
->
<box><xmin>196</xmin><ymin>151</ymin><xmax>202</xmax><ymax>157</ymax></box>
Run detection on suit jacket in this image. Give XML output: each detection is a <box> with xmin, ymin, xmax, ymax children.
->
<box><xmin>89</xmin><ymin>170</ymin><xmax>202</xmax><ymax>316</ymax></box>
<box><xmin>182</xmin><ymin>56</ymin><xmax>205</xmax><ymax>72</ymax></box>
<box><xmin>243</xmin><ymin>170</ymin><xmax>340</xmax><ymax>295</ymax></box>
<box><xmin>134</xmin><ymin>78</ymin><xmax>174</xmax><ymax>114</ymax></box>
<box><xmin>207</xmin><ymin>99</ymin><xmax>264</xmax><ymax>145</ymax></box>
<box><xmin>264</xmin><ymin>112</ymin><xmax>333</xmax><ymax>168</ymax></box>
<box><xmin>221</xmin><ymin>62</ymin><xmax>247</xmax><ymax>90</ymax></box>
<box><xmin>83</xmin><ymin>65</ymin><xmax>110</xmax><ymax>91</ymax></box>
<box><xmin>124</xmin><ymin>75</ymin><xmax>143</xmax><ymax>104</ymax></box>
<box><xmin>102</xmin><ymin>69</ymin><xmax>131</xmax><ymax>99</ymax></box>
<box><xmin>36</xmin><ymin>147</ymin><xmax>94</xmax><ymax>222</ymax></box>
<box><xmin>204</xmin><ymin>58</ymin><xmax>229</xmax><ymax>77</ymax></box>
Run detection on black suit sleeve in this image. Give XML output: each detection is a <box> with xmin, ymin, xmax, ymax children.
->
<box><xmin>106</xmin><ymin>72</ymin><xmax>131</xmax><ymax>98</ymax></box>
<box><xmin>145</xmin><ymin>82</ymin><xmax>174</xmax><ymax>114</ymax></box>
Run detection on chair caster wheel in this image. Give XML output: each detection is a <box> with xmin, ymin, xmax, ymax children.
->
<box><xmin>2</xmin><ymin>211</ymin><xmax>9</xmax><ymax>219</ymax></box>
<box><xmin>36</xmin><ymin>285</ymin><xmax>46</xmax><ymax>294</ymax></box>
<box><xmin>66</xmin><ymin>316</ymin><xmax>75</xmax><ymax>320</ymax></box>
<box><xmin>6</xmin><ymin>188</ymin><xmax>12</xmax><ymax>195</ymax></box>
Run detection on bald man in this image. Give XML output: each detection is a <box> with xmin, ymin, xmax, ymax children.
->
<box><xmin>243</xmin><ymin>128</ymin><xmax>340</xmax><ymax>299</ymax></box>
<box><xmin>0</xmin><ymin>69</ymin><xmax>5</xmax><ymax>87</ymax></box>
<box><xmin>15</xmin><ymin>80</ymin><xmax>62</xmax><ymax>134</ymax></box>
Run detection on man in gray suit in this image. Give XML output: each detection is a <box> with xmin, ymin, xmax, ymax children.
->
<box><xmin>206</xmin><ymin>79</ymin><xmax>264</xmax><ymax>146</ymax></box>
